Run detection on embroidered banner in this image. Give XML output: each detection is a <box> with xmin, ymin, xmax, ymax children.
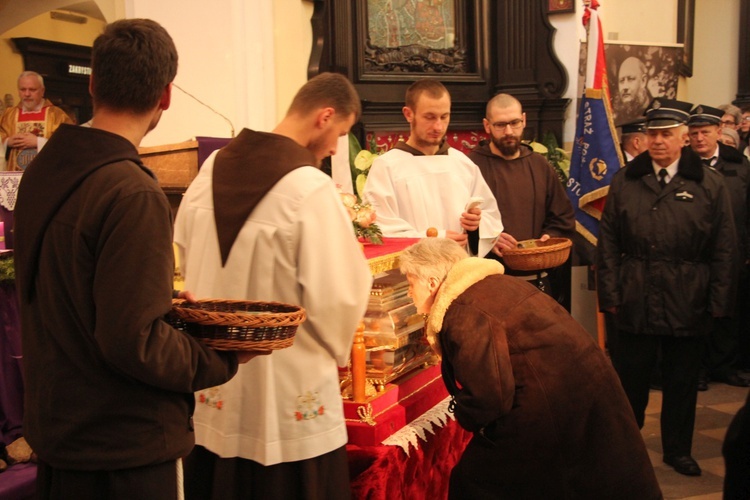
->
<box><xmin>566</xmin><ymin>1</ymin><xmax>623</xmax><ymax>247</ymax></box>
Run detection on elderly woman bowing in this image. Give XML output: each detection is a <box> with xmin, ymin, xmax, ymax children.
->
<box><xmin>399</xmin><ymin>238</ymin><xmax>662</xmax><ymax>500</ymax></box>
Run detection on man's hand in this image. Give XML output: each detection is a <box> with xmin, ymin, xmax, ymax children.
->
<box><xmin>492</xmin><ymin>232</ymin><xmax>518</xmax><ymax>257</ymax></box>
<box><xmin>174</xmin><ymin>289</ymin><xmax>198</xmax><ymax>303</ymax></box>
<box><xmin>7</xmin><ymin>133</ymin><xmax>38</xmax><ymax>150</ymax></box>
<box><xmin>445</xmin><ymin>230</ymin><xmax>468</xmax><ymax>245</ymax></box>
<box><xmin>460</xmin><ymin>207</ymin><xmax>481</xmax><ymax>232</ymax></box>
<box><xmin>236</xmin><ymin>350</ymin><xmax>272</xmax><ymax>363</ymax></box>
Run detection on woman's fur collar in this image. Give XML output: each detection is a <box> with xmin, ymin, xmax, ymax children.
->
<box><xmin>425</xmin><ymin>257</ymin><xmax>504</xmax><ymax>354</ymax></box>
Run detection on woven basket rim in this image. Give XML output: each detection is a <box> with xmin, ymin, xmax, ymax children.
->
<box><xmin>170</xmin><ymin>298</ymin><xmax>306</xmax><ymax>328</ymax></box>
<box><xmin>501</xmin><ymin>237</ymin><xmax>572</xmax><ymax>271</ymax></box>
<box><xmin>502</xmin><ymin>237</ymin><xmax>572</xmax><ymax>257</ymax></box>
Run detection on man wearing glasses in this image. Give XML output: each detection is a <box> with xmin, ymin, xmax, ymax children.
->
<box><xmin>469</xmin><ymin>93</ymin><xmax>575</xmax><ymax>297</ymax></box>
<box><xmin>719</xmin><ymin>103</ymin><xmax>743</xmax><ymax>131</ymax></box>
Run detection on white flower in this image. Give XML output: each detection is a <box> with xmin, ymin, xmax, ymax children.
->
<box><xmin>340</xmin><ymin>192</ymin><xmax>358</xmax><ymax>209</ymax></box>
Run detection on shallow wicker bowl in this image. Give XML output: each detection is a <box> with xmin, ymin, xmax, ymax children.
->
<box><xmin>501</xmin><ymin>237</ymin><xmax>572</xmax><ymax>272</ymax></box>
<box><xmin>167</xmin><ymin>299</ymin><xmax>306</xmax><ymax>351</ymax></box>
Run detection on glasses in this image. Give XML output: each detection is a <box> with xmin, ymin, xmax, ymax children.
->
<box><xmin>743</xmin><ymin>116</ymin><xmax>750</xmax><ymax>122</ymax></box>
<box><xmin>490</xmin><ymin>119</ymin><xmax>523</xmax><ymax>131</ymax></box>
<box><xmin>721</xmin><ymin>120</ymin><xmax>737</xmax><ymax>126</ymax></box>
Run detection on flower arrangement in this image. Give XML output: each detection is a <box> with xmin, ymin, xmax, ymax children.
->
<box><xmin>349</xmin><ymin>133</ymin><xmax>383</xmax><ymax>200</ymax></box>
<box><xmin>339</xmin><ymin>190</ymin><xmax>383</xmax><ymax>245</ymax></box>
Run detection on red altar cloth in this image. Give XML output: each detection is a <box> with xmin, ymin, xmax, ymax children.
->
<box><xmin>362</xmin><ymin>237</ymin><xmax>419</xmax><ymax>260</ymax></box>
<box><xmin>344</xmin><ymin>365</ymin><xmax>472</xmax><ymax>499</ymax></box>
<box><xmin>348</xmin><ymin>417</ymin><xmax>471</xmax><ymax>499</ymax></box>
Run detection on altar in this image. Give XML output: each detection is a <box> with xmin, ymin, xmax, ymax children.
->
<box><xmin>0</xmin><ymin>171</ymin><xmax>469</xmax><ymax>499</ymax></box>
<box><xmin>343</xmin><ymin>238</ymin><xmax>471</xmax><ymax>499</ymax></box>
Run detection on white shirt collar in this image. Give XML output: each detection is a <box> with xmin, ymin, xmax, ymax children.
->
<box><xmin>701</xmin><ymin>145</ymin><xmax>720</xmax><ymax>165</ymax></box>
<box><xmin>652</xmin><ymin>158</ymin><xmax>680</xmax><ymax>184</ymax></box>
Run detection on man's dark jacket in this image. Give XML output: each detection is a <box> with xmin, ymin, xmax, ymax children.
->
<box><xmin>13</xmin><ymin>124</ymin><xmax>238</xmax><ymax>470</ymax></box>
<box><xmin>712</xmin><ymin>142</ymin><xmax>750</xmax><ymax>263</ymax></box>
<box><xmin>596</xmin><ymin>146</ymin><xmax>737</xmax><ymax>336</ymax></box>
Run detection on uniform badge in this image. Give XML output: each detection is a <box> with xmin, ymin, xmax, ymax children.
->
<box><xmin>674</xmin><ymin>190</ymin><xmax>694</xmax><ymax>202</ymax></box>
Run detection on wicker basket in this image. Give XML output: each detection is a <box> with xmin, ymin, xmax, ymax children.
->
<box><xmin>501</xmin><ymin>237</ymin><xmax>572</xmax><ymax>272</ymax></box>
<box><xmin>167</xmin><ymin>299</ymin><xmax>306</xmax><ymax>351</ymax></box>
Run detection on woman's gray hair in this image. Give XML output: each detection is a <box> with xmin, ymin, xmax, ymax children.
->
<box><xmin>720</xmin><ymin>127</ymin><xmax>741</xmax><ymax>149</ymax></box>
<box><xmin>399</xmin><ymin>238</ymin><xmax>468</xmax><ymax>282</ymax></box>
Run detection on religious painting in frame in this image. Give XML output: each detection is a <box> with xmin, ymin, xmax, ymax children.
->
<box><xmin>360</xmin><ymin>0</ymin><xmax>485</xmax><ymax>80</ymax></box>
<box><xmin>547</xmin><ymin>0</ymin><xmax>574</xmax><ymax>15</ymax></box>
<box><xmin>676</xmin><ymin>0</ymin><xmax>695</xmax><ymax>77</ymax></box>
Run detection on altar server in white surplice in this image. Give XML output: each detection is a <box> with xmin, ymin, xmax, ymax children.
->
<box><xmin>363</xmin><ymin>79</ymin><xmax>503</xmax><ymax>257</ymax></box>
<box><xmin>174</xmin><ymin>73</ymin><xmax>372</xmax><ymax>500</ymax></box>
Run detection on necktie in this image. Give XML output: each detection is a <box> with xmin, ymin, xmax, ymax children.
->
<box><xmin>702</xmin><ymin>157</ymin><xmax>715</xmax><ymax>167</ymax></box>
<box><xmin>658</xmin><ymin>169</ymin><xmax>668</xmax><ymax>189</ymax></box>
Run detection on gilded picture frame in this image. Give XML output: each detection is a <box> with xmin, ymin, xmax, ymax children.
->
<box><xmin>360</xmin><ymin>0</ymin><xmax>483</xmax><ymax>79</ymax></box>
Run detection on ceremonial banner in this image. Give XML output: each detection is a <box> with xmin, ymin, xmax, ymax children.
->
<box><xmin>567</xmin><ymin>1</ymin><xmax>623</xmax><ymax>248</ymax></box>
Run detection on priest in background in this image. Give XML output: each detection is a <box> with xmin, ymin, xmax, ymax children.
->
<box><xmin>0</xmin><ymin>71</ymin><xmax>72</xmax><ymax>171</ymax></box>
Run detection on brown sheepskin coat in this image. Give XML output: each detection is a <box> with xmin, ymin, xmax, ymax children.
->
<box><xmin>427</xmin><ymin>258</ymin><xmax>662</xmax><ymax>499</ymax></box>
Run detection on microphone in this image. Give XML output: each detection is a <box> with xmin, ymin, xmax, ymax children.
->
<box><xmin>172</xmin><ymin>83</ymin><xmax>235</xmax><ymax>138</ymax></box>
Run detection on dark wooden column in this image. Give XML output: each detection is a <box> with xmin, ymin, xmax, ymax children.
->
<box><xmin>736</xmin><ymin>0</ymin><xmax>750</xmax><ymax>106</ymax></box>
<box><xmin>493</xmin><ymin>0</ymin><xmax>570</xmax><ymax>143</ymax></box>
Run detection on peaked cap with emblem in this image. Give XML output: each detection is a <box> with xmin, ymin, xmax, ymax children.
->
<box><xmin>643</xmin><ymin>98</ymin><xmax>692</xmax><ymax>130</ymax></box>
<box><xmin>687</xmin><ymin>104</ymin><xmax>723</xmax><ymax>127</ymax></box>
<box><xmin>618</xmin><ymin>118</ymin><xmax>646</xmax><ymax>135</ymax></box>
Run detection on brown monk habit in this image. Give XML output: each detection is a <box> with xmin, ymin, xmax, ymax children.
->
<box><xmin>211</xmin><ymin>129</ymin><xmax>317</xmax><ymax>266</ymax></box>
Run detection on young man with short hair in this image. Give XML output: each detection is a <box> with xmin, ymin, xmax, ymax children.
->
<box><xmin>363</xmin><ymin>79</ymin><xmax>503</xmax><ymax>257</ymax></box>
<box><xmin>175</xmin><ymin>72</ymin><xmax>373</xmax><ymax>499</ymax></box>
<box><xmin>14</xmin><ymin>19</ymin><xmax>249</xmax><ymax>499</ymax></box>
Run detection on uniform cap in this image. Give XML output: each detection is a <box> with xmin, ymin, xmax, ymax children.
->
<box><xmin>687</xmin><ymin>104</ymin><xmax>723</xmax><ymax>127</ymax></box>
<box><xmin>644</xmin><ymin>98</ymin><xmax>692</xmax><ymax>129</ymax></box>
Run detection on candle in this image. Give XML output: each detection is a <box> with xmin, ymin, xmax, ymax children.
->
<box><xmin>351</xmin><ymin>321</ymin><xmax>367</xmax><ymax>403</ymax></box>
<box><xmin>0</xmin><ymin>221</ymin><xmax>5</xmax><ymax>250</ymax></box>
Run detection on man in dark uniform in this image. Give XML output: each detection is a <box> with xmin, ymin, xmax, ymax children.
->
<box><xmin>688</xmin><ymin>105</ymin><xmax>750</xmax><ymax>389</ymax></box>
<box><xmin>619</xmin><ymin>119</ymin><xmax>648</xmax><ymax>163</ymax></box>
<box><xmin>597</xmin><ymin>98</ymin><xmax>738</xmax><ymax>477</ymax></box>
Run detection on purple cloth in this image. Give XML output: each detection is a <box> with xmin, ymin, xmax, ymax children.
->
<box><xmin>0</xmin><ymin>462</ymin><xmax>36</xmax><ymax>499</ymax></box>
<box><xmin>196</xmin><ymin>136</ymin><xmax>232</xmax><ymax>169</ymax></box>
<box><xmin>0</xmin><ymin>282</ymin><xmax>24</xmax><ymax>446</ymax></box>
<box><xmin>0</xmin><ymin>207</ymin><xmax>13</xmax><ymax>249</ymax></box>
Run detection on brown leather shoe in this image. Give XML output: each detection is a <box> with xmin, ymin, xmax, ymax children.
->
<box><xmin>663</xmin><ymin>455</ymin><xmax>702</xmax><ymax>476</ymax></box>
<box><xmin>720</xmin><ymin>373</ymin><xmax>750</xmax><ymax>387</ymax></box>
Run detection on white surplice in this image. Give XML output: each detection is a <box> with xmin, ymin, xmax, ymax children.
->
<box><xmin>173</xmin><ymin>153</ymin><xmax>372</xmax><ymax>466</ymax></box>
<box><xmin>363</xmin><ymin>147</ymin><xmax>503</xmax><ymax>256</ymax></box>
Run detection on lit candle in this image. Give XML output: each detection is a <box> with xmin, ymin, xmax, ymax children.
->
<box><xmin>351</xmin><ymin>322</ymin><xmax>367</xmax><ymax>403</ymax></box>
<box><xmin>0</xmin><ymin>221</ymin><xmax>5</xmax><ymax>250</ymax></box>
